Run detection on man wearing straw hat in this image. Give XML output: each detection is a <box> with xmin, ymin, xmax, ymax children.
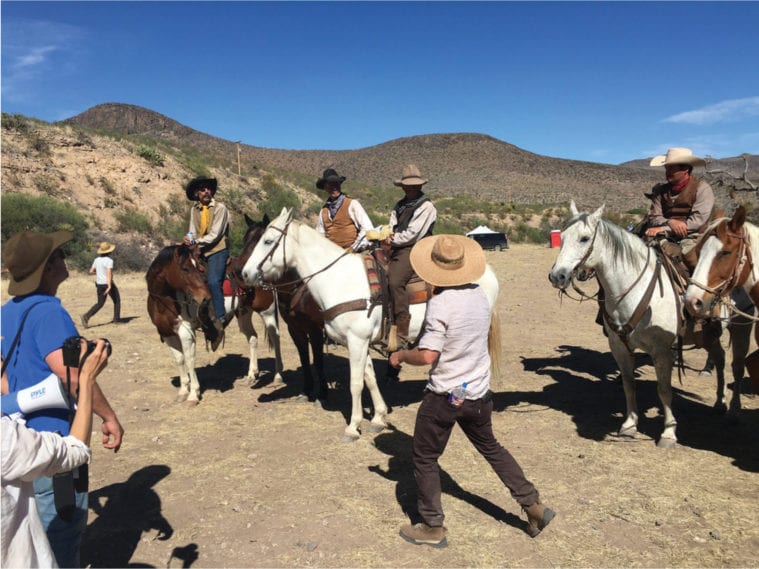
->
<box><xmin>388</xmin><ymin>234</ymin><xmax>555</xmax><ymax>547</ymax></box>
<box><xmin>383</xmin><ymin>164</ymin><xmax>437</xmax><ymax>348</ymax></box>
<box><xmin>644</xmin><ymin>147</ymin><xmax>715</xmax><ymax>263</ymax></box>
<box><xmin>81</xmin><ymin>241</ymin><xmax>121</xmax><ymax>328</ymax></box>
<box><xmin>1</xmin><ymin>230</ymin><xmax>124</xmax><ymax>567</ymax></box>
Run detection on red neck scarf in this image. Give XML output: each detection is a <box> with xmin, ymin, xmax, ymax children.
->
<box><xmin>671</xmin><ymin>175</ymin><xmax>691</xmax><ymax>193</ymax></box>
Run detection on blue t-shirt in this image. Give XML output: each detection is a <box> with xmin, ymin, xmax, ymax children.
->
<box><xmin>1</xmin><ymin>294</ymin><xmax>78</xmax><ymax>434</ymax></box>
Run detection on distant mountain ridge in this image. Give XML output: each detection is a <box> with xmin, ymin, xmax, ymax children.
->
<box><xmin>61</xmin><ymin>103</ymin><xmax>661</xmax><ymax>211</ymax></box>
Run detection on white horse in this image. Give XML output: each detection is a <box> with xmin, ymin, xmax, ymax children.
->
<box><xmin>548</xmin><ymin>201</ymin><xmax>737</xmax><ymax>448</ymax></box>
<box><xmin>146</xmin><ymin>244</ymin><xmax>283</xmax><ymax>405</ymax></box>
<box><xmin>241</xmin><ymin>207</ymin><xmax>500</xmax><ymax>441</ymax></box>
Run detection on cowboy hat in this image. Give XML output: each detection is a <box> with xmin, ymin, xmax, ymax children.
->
<box><xmin>97</xmin><ymin>241</ymin><xmax>116</xmax><ymax>255</ymax></box>
<box><xmin>316</xmin><ymin>168</ymin><xmax>346</xmax><ymax>190</ymax></box>
<box><xmin>3</xmin><ymin>230</ymin><xmax>73</xmax><ymax>296</ymax></box>
<box><xmin>394</xmin><ymin>164</ymin><xmax>428</xmax><ymax>187</ymax></box>
<box><xmin>410</xmin><ymin>234</ymin><xmax>486</xmax><ymax>287</ymax></box>
<box><xmin>185</xmin><ymin>177</ymin><xmax>218</xmax><ymax>200</ymax></box>
<box><xmin>649</xmin><ymin>147</ymin><xmax>705</xmax><ymax>168</ymax></box>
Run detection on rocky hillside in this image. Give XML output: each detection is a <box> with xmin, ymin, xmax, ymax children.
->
<box><xmin>2</xmin><ymin>103</ymin><xmax>757</xmax><ymax>267</ymax></box>
<box><xmin>63</xmin><ymin>103</ymin><xmax>670</xmax><ymax>212</ymax></box>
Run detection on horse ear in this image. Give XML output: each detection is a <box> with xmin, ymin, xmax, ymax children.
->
<box><xmin>244</xmin><ymin>213</ymin><xmax>254</xmax><ymax>228</ymax></box>
<box><xmin>262</xmin><ymin>213</ymin><xmax>270</xmax><ymax>225</ymax></box>
<box><xmin>569</xmin><ymin>200</ymin><xmax>579</xmax><ymax>216</ymax></box>
<box><xmin>284</xmin><ymin>208</ymin><xmax>294</xmax><ymax>223</ymax></box>
<box><xmin>591</xmin><ymin>204</ymin><xmax>605</xmax><ymax>221</ymax></box>
<box><xmin>730</xmin><ymin>205</ymin><xmax>747</xmax><ymax>232</ymax></box>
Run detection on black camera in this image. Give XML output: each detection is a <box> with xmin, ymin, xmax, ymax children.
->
<box><xmin>61</xmin><ymin>336</ymin><xmax>112</xmax><ymax>368</ymax></box>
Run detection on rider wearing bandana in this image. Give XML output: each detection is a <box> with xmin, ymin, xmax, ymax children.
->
<box><xmin>315</xmin><ymin>168</ymin><xmax>374</xmax><ymax>252</ymax></box>
<box><xmin>383</xmin><ymin>165</ymin><xmax>437</xmax><ymax>348</ymax></box>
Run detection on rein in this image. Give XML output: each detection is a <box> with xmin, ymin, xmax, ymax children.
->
<box><xmin>256</xmin><ymin>219</ymin><xmax>352</xmax><ymax>291</ymax></box>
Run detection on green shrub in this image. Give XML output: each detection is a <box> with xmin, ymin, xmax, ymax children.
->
<box><xmin>1</xmin><ymin>193</ymin><xmax>90</xmax><ymax>269</ymax></box>
<box><xmin>136</xmin><ymin>144</ymin><xmax>164</xmax><ymax>166</ymax></box>
<box><xmin>2</xmin><ymin>113</ymin><xmax>29</xmax><ymax>132</ymax></box>
<box><xmin>99</xmin><ymin>176</ymin><xmax>116</xmax><ymax>195</ymax></box>
<box><xmin>114</xmin><ymin>208</ymin><xmax>153</xmax><ymax>233</ymax></box>
<box><xmin>259</xmin><ymin>188</ymin><xmax>301</xmax><ymax>219</ymax></box>
<box><xmin>33</xmin><ymin>174</ymin><xmax>60</xmax><ymax>196</ymax></box>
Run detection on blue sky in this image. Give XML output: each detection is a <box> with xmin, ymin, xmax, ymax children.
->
<box><xmin>2</xmin><ymin>1</ymin><xmax>758</xmax><ymax>165</ymax></box>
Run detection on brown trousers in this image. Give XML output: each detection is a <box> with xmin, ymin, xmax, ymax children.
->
<box><xmin>412</xmin><ymin>390</ymin><xmax>540</xmax><ymax>527</ymax></box>
<box><xmin>388</xmin><ymin>246</ymin><xmax>415</xmax><ymax>322</ymax></box>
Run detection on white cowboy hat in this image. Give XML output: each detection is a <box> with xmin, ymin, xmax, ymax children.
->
<box><xmin>393</xmin><ymin>164</ymin><xmax>428</xmax><ymax>187</ymax></box>
<box><xmin>410</xmin><ymin>234</ymin><xmax>486</xmax><ymax>287</ymax></box>
<box><xmin>97</xmin><ymin>241</ymin><xmax>116</xmax><ymax>255</ymax></box>
<box><xmin>649</xmin><ymin>147</ymin><xmax>705</xmax><ymax>168</ymax></box>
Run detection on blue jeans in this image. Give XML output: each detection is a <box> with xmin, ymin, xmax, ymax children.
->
<box><xmin>206</xmin><ymin>249</ymin><xmax>229</xmax><ymax>321</ymax></box>
<box><xmin>33</xmin><ymin>475</ymin><xmax>88</xmax><ymax>568</ymax></box>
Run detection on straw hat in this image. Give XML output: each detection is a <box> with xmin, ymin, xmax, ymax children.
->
<box><xmin>316</xmin><ymin>168</ymin><xmax>346</xmax><ymax>189</ymax></box>
<box><xmin>649</xmin><ymin>148</ymin><xmax>705</xmax><ymax>168</ymax></box>
<box><xmin>410</xmin><ymin>234</ymin><xmax>486</xmax><ymax>287</ymax></box>
<box><xmin>97</xmin><ymin>241</ymin><xmax>116</xmax><ymax>255</ymax></box>
<box><xmin>393</xmin><ymin>164</ymin><xmax>428</xmax><ymax>187</ymax></box>
<box><xmin>185</xmin><ymin>177</ymin><xmax>218</xmax><ymax>200</ymax></box>
<box><xmin>3</xmin><ymin>230</ymin><xmax>73</xmax><ymax>296</ymax></box>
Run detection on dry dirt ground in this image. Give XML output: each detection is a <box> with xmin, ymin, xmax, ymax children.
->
<box><xmin>40</xmin><ymin>244</ymin><xmax>759</xmax><ymax>568</ymax></box>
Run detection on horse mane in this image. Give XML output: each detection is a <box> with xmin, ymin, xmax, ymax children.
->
<box><xmin>567</xmin><ymin>212</ymin><xmax>649</xmax><ymax>272</ymax></box>
<box><xmin>146</xmin><ymin>245</ymin><xmax>193</xmax><ymax>281</ymax></box>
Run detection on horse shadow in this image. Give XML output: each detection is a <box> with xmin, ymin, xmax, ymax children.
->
<box><xmin>515</xmin><ymin>345</ymin><xmax>759</xmax><ymax>472</ymax></box>
<box><xmin>368</xmin><ymin>425</ymin><xmax>525</xmax><ymax>533</ymax></box>
<box><xmin>82</xmin><ymin>465</ymin><xmax>198</xmax><ymax>567</ymax></box>
<box><xmin>170</xmin><ymin>354</ymin><xmax>282</xmax><ymax>395</ymax></box>
<box><xmin>250</xmin><ymin>353</ymin><xmax>428</xmax><ymax>426</ymax></box>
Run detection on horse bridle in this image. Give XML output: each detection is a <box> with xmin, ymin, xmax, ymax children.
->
<box><xmin>254</xmin><ymin>217</ymin><xmax>352</xmax><ymax>291</ymax></box>
<box><xmin>687</xmin><ymin>225</ymin><xmax>753</xmax><ymax>312</ymax></box>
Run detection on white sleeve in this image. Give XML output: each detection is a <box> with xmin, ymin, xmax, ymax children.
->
<box><xmin>1</xmin><ymin>418</ymin><xmax>91</xmax><ymax>483</ymax></box>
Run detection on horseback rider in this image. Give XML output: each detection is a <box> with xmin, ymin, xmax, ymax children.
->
<box><xmin>382</xmin><ymin>165</ymin><xmax>437</xmax><ymax>348</ymax></box>
<box><xmin>642</xmin><ymin>147</ymin><xmax>715</xmax><ymax>274</ymax></box>
<box><xmin>315</xmin><ymin>168</ymin><xmax>374</xmax><ymax>252</ymax></box>
<box><xmin>183</xmin><ymin>177</ymin><xmax>230</xmax><ymax>329</ymax></box>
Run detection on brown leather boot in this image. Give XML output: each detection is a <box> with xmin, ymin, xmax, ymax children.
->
<box><xmin>523</xmin><ymin>502</ymin><xmax>556</xmax><ymax>537</ymax></box>
<box><xmin>396</xmin><ymin>313</ymin><xmax>411</xmax><ymax>349</ymax></box>
<box><xmin>399</xmin><ymin>523</ymin><xmax>447</xmax><ymax>548</ymax></box>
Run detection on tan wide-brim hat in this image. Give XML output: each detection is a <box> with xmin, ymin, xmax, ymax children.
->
<box><xmin>4</xmin><ymin>230</ymin><xmax>73</xmax><ymax>296</ymax></box>
<box><xmin>649</xmin><ymin>147</ymin><xmax>705</xmax><ymax>168</ymax></box>
<box><xmin>393</xmin><ymin>164</ymin><xmax>428</xmax><ymax>187</ymax></box>
<box><xmin>410</xmin><ymin>234</ymin><xmax>486</xmax><ymax>287</ymax></box>
<box><xmin>97</xmin><ymin>241</ymin><xmax>116</xmax><ymax>255</ymax></box>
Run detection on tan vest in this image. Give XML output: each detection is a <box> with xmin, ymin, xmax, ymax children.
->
<box><xmin>321</xmin><ymin>197</ymin><xmax>357</xmax><ymax>248</ymax></box>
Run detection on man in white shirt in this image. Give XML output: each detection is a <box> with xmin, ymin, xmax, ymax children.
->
<box><xmin>81</xmin><ymin>242</ymin><xmax>121</xmax><ymax>328</ymax></box>
<box><xmin>389</xmin><ymin>235</ymin><xmax>555</xmax><ymax>547</ymax></box>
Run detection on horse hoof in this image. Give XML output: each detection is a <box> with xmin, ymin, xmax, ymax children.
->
<box><xmin>618</xmin><ymin>426</ymin><xmax>637</xmax><ymax>438</ymax></box>
<box><xmin>657</xmin><ymin>437</ymin><xmax>677</xmax><ymax>449</ymax></box>
<box><xmin>184</xmin><ymin>399</ymin><xmax>200</xmax><ymax>407</ymax></box>
<box><xmin>367</xmin><ymin>422</ymin><xmax>386</xmax><ymax>434</ymax></box>
<box><xmin>175</xmin><ymin>394</ymin><xmax>189</xmax><ymax>403</ymax></box>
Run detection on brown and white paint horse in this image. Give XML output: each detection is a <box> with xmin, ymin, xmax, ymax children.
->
<box><xmin>147</xmin><ymin>243</ymin><xmax>283</xmax><ymax>404</ymax></box>
<box><xmin>685</xmin><ymin>206</ymin><xmax>757</xmax><ymax>417</ymax></box>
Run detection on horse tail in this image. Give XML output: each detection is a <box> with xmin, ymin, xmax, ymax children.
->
<box><xmin>488</xmin><ymin>311</ymin><xmax>503</xmax><ymax>384</ymax></box>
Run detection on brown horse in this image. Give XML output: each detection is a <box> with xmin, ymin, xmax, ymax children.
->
<box><xmin>231</xmin><ymin>214</ymin><xmax>328</xmax><ymax>403</ymax></box>
<box><xmin>146</xmin><ymin>244</ymin><xmax>219</xmax><ymax>403</ymax></box>
<box><xmin>147</xmin><ymin>242</ymin><xmax>284</xmax><ymax>405</ymax></box>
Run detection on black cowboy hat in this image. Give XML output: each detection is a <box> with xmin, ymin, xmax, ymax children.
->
<box><xmin>316</xmin><ymin>168</ymin><xmax>346</xmax><ymax>190</ymax></box>
<box><xmin>185</xmin><ymin>177</ymin><xmax>218</xmax><ymax>201</ymax></box>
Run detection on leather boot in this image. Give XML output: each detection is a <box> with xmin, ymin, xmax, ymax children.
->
<box><xmin>396</xmin><ymin>313</ymin><xmax>411</xmax><ymax>349</ymax></box>
<box><xmin>523</xmin><ymin>502</ymin><xmax>556</xmax><ymax>537</ymax></box>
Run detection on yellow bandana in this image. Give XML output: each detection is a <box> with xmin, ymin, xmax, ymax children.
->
<box><xmin>199</xmin><ymin>204</ymin><xmax>211</xmax><ymax>236</ymax></box>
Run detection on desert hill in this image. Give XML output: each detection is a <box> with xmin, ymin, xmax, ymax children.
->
<box><xmin>63</xmin><ymin>103</ymin><xmax>667</xmax><ymax>212</ymax></box>
<box><xmin>2</xmin><ymin>103</ymin><xmax>757</xmax><ymax>269</ymax></box>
